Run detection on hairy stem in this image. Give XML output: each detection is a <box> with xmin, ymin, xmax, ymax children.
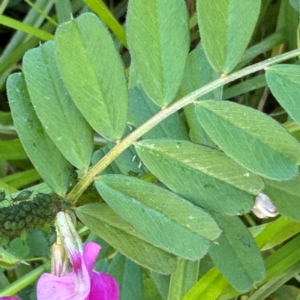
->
<box><xmin>67</xmin><ymin>48</ymin><xmax>300</xmax><ymax>203</ymax></box>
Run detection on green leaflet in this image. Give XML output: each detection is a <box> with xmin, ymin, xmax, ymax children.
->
<box><xmin>150</xmin><ymin>272</ymin><xmax>170</xmax><ymax>299</ymax></box>
<box><xmin>135</xmin><ymin>139</ymin><xmax>263</xmax><ymax>215</ymax></box>
<box><xmin>84</xmin><ymin>0</ymin><xmax>127</xmax><ymax>48</ymax></box>
<box><xmin>55</xmin><ymin>0</ymin><xmax>72</xmax><ymax>23</ymax></box>
<box><xmin>95</xmin><ymin>175</ymin><xmax>219</xmax><ymax>260</ymax></box>
<box><xmin>0</xmin><ymin>245</ymin><xmax>27</xmax><ymax>269</ymax></box>
<box><xmin>92</xmin><ymin>143</ymin><xmax>143</xmax><ymax>176</ymax></box>
<box><xmin>128</xmin><ymin>86</ymin><xmax>189</xmax><ymax>140</ymax></box>
<box><xmin>209</xmin><ymin>214</ymin><xmax>265</xmax><ymax>292</ymax></box>
<box><xmin>195</xmin><ymin>100</ymin><xmax>300</xmax><ymax>180</ymax></box>
<box><xmin>289</xmin><ymin>0</ymin><xmax>300</xmax><ymax>12</ymax></box>
<box><xmin>23</xmin><ymin>40</ymin><xmax>93</xmax><ymax>169</ymax></box>
<box><xmin>55</xmin><ymin>13</ymin><xmax>128</xmax><ymax>140</ymax></box>
<box><xmin>7</xmin><ymin>73</ymin><xmax>72</xmax><ymax>195</ymax></box>
<box><xmin>192</xmin><ymin>234</ymin><xmax>300</xmax><ymax>300</ymax></box>
<box><xmin>168</xmin><ymin>259</ymin><xmax>199</xmax><ymax>300</ymax></box>
<box><xmin>277</xmin><ymin>0</ymin><xmax>299</xmax><ymax>52</ymax></box>
<box><xmin>126</xmin><ymin>0</ymin><xmax>189</xmax><ymax>107</ymax></box>
<box><xmin>263</xmin><ymin>175</ymin><xmax>300</xmax><ymax>222</ymax></box>
<box><xmin>108</xmin><ymin>253</ymin><xmax>143</xmax><ymax>300</ymax></box>
<box><xmin>266</xmin><ymin>65</ymin><xmax>300</xmax><ymax>126</ymax></box>
<box><xmin>178</xmin><ymin>43</ymin><xmax>218</xmax><ymax>101</ymax></box>
<box><xmin>76</xmin><ymin>203</ymin><xmax>177</xmax><ymax>274</ymax></box>
<box><xmin>197</xmin><ymin>0</ymin><xmax>261</xmax><ymax>74</ymax></box>
<box><xmin>178</xmin><ymin>43</ymin><xmax>219</xmax><ymax>145</ymax></box>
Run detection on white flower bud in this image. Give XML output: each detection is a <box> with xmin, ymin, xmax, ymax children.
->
<box><xmin>252</xmin><ymin>193</ymin><xmax>278</xmax><ymax>219</ymax></box>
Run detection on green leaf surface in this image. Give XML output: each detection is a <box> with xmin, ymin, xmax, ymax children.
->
<box><xmin>178</xmin><ymin>43</ymin><xmax>219</xmax><ymax>145</ymax></box>
<box><xmin>143</xmin><ymin>278</ymin><xmax>164</xmax><ymax>300</ymax></box>
<box><xmin>26</xmin><ymin>229</ymin><xmax>50</xmax><ymax>258</ymax></box>
<box><xmin>178</xmin><ymin>43</ymin><xmax>218</xmax><ymax>101</ymax></box>
<box><xmin>195</xmin><ymin>100</ymin><xmax>300</xmax><ymax>180</ymax></box>
<box><xmin>289</xmin><ymin>0</ymin><xmax>300</xmax><ymax>12</ymax></box>
<box><xmin>197</xmin><ymin>0</ymin><xmax>261</xmax><ymax>74</ymax></box>
<box><xmin>128</xmin><ymin>86</ymin><xmax>189</xmax><ymax>140</ymax></box>
<box><xmin>277</xmin><ymin>0</ymin><xmax>299</xmax><ymax>52</ymax></box>
<box><xmin>126</xmin><ymin>0</ymin><xmax>189</xmax><ymax>106</ymax></box>
<box><xmin>168</xmin><ymin>258</ymin><xmax>199</xmax><ymax>300</ymax></box>
<box><xmin>76</xmin><ymin>203</ymin><xmax>177</xmax><ymax>274</ymax></box>
<box><xmin>7</xmin><ymin>73</ymin><xmax>72</xmax><ymax>195</ymax></box>
<box><xmin>108</xmin><ymin>253</ymin><xmax>143</xmax><ymax>300</ymax></box>
<box><xmin>8</xmin><ymin>237</ymin><xmax>30</xmax><ymax>259</ymax></box>
<box><xmin>55</xmin><ymin>0</ymin><xmax>72</xmax><ymax>23</ymax></box>
<box><xmin>84</xmin><ymin>0</ymin><xmax>127</xmax><ymax>48</ymax></box>
<box><xmin>0</xmin><ymin>245</ymin><xmax>26</xmax><ymax>269</ymax></box>
<box><xmin>216</xmin><ymin>234</ymin><xmax>300</xmax><ymax>300</ymax></box>
<box><xmin>236</xmin><ymin>32</ymin><xmax>286</xmax><ymax>70</ymax></box>
<box><xmin>209</xmin><ymin>214</ymin><xmax>265</xmax><ymax>292</ymax></box>
<box><xmin>95</xmin><ymin>175</ymin><xmax>218</xmax><ymax>260</ymax></box>
<box><xmin>151</xmin><ymin>272</ymin><xmax>170</xmax><ymax>300</ymax></box>
<box><xmin>55</xmin><ymin>13</ymin><xmax>128</xmax><ymax>140</ymax></box>
<box><xmin>0</xmin><ymin>271</ymin><xmax>9</xmax><ymax>290</ymax></box>
<box><xmin>263</xmin><ymin>175</ymin><xmax>300</xmax><ymax>222</ymax></box>
<box><xmin>92</xmin><ymin>143</ymin><xmax>143</xmax><ymax>176</ymax></box>
<box><xmin>23</xmin><ymin>40</ymin><xmax>93</xmax><ymax>169</ymax></box>
<box><xmin>266</xmin><ymin>65</ymin><xmax>300</xmax><ymax>126</ymax></box>
<box><xmin>135</xmin><ymin>139</ymin><xmax>263</xmax><ymax>215</ymax></box>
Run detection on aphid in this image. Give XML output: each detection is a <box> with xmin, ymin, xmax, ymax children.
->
<box><xmin>0</xmin><ymin>191</ymin><xmax>6</xmax><ymax>202</ymax></box>
<box><xmin>12</xmin><ymin>190</ymin><xmax>33</xmax><ymax>202</ymax></box>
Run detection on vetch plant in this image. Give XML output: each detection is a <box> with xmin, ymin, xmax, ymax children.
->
<box><xmin>1</xmin><ymin>0</ymin><xmax>300</xmax><ymax>299</ymax></box>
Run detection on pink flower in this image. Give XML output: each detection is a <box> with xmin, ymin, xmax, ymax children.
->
<box><xmin>0</xmin><ymin>298</ymin><xmax>21</xmax><ymax>300</ymax></box>
<box><xmin>37</xmin><ymin>241</ymin><xmax>119</xmax><ymax>300</ymax></box>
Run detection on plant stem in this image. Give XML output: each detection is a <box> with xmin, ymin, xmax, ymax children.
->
<box><xmin>0</xmin><ymin>264</ymin><xmax>47</xmax><ymax>296</ymax></box>
<box><xmin>68</xmin><ymin>48</ymin><xmax>300</xmax><ymax>203</ymax></box>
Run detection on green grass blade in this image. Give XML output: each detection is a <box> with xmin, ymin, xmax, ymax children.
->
<box><xmin>84</xmin><ymin>0</ymin><xmax>127</xmax><ymax>47</ymax></box>
<box><xmin>0</xmin><ymin>15</ymin><xmax>53</xmax><ymax>40</ymax></box>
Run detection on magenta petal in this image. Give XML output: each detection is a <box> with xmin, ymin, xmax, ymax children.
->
<box><xmin>37</xmin><ymin>268</ymin><xmax>90</xmax><ymax>300</ymax></box>
<box><xmin>83</xmin><ymin>242</ymin><xmax>101</xmax><ymax>273</ymax></box>
<box><xmin>88</xmin><ymin>271</ymin><xmax>119</xmax><ymax>300</ymax></box>
<box><xmin>37</xmin><ymin>242</ymin><xmax>118</xmax><ymax>300</ymax></box>
<box><xmin>0</xmin><ymin>297</ymin><xmax>21</xmax><ymax>300</ymax></box>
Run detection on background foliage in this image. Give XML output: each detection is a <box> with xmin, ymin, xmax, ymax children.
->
<box><xmin>1</xmin><ymin>0</ymin><xmax>300</xmax><ymax>299</ymax></box>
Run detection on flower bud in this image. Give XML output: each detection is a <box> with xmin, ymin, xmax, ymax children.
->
<box><xmin>252</xmin><ymin>193</ymin><xmax>278</xmax><ymax>219</ymax></box>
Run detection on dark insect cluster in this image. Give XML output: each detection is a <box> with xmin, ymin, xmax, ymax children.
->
<box><xmin>0</xmin><ymin>191</ymin><xmax>71</xmax><ymax>242</ymax></box>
